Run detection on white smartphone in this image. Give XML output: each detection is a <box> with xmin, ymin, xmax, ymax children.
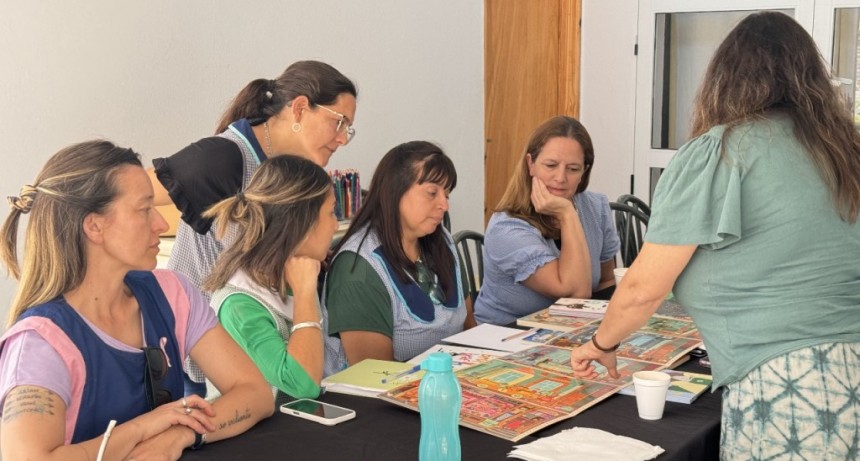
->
<box><xmin>279</xmin><ymin>399</ymin><xmax>356</xmax><ymax>426</ymax></box>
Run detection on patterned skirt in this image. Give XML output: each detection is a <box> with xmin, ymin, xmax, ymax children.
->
<box><xmin>721</xmin><ymin>342</ymin><xmax>859</xmax><ymax>460</ymax></box>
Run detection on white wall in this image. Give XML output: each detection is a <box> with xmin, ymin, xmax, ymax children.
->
<box><xmin>580</xmin><ymin>1</ymin><xmax>639</xmax><ymax>203</ymax></box>
<box><xmin>0</xmin><ymin>1</ymin><xmax>484</xmax><ymax>331</ymax></box>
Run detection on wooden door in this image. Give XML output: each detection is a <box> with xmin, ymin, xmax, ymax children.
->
<box><xmin>484</xmin><ymin>0</ymin><xmax>581</xmax><ymax>226</ymax></box>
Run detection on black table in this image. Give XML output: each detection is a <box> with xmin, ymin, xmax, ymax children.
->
<box><xmin>183</xmin><ymin>360</ymin><xmax>720</xmax><ymax>460</ymax></box>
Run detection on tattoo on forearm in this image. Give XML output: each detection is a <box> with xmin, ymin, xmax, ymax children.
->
<box><xmin>2</xmin><ymin>387</ymin><xmax>57</xmax><ymax>423</ymax></box>
<box><xmin>218</xmin><ymin>407</ymin><xmax>251</xmax><ymax>430</ymax></box>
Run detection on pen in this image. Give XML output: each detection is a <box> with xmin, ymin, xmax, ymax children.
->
<box><xmin>500</xmin><ymin>328</ymin><xmax>537</xmax><ymax>342</ymax></box>
<box><xmin>381</xmin><ymin>364</ymin><xmax>421</xmax><ymax>384</ymax></box>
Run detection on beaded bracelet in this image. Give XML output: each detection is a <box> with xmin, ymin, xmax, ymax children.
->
<box><xmin>290</xmin><ymin>321</ymin><xmax>322</xmax><ymax>334</ymax></box>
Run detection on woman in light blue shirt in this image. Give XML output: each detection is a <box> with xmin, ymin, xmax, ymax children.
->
<box><xmin>475</xmin><ymin>116</ymin><xmax>619</xmax><ymax>325</ymax></box>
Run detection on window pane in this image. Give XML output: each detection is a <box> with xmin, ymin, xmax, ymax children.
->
<box><xmin>651</xmin><ymin>10</ymin><xmax>793</xmax><ymax>150</ymax></box>
<box><xmin>833</xmin><ymin>8</ymin><xmax>860</xmax><ymax>125</ymax></box>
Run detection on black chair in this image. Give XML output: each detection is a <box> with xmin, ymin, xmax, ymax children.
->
<box><xmin>609</xmin><ymin>201</ymin><xmax>649</xmax><ymax>268</ymax></box>
<box><xmin>452</xmin><ymin>230</ymin><xmax>484</xmax><ymax>305</ymax></box>
<box><xmin>616</xmin><ymin>194</ymin><xmax>651</xmax><ymax>218</ymax></box>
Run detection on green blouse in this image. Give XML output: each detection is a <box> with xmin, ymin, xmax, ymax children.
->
<box><xmin>218</xmin><ymin>293</ymin><xmax>320</xmax><ymax>398</ymax></box>
<box><xmin>325</xmin><ymin>251</ymin><xmax>467</xmax><ymax>338</ymax></box>
<box><xmin>646</xmin><ymin>113</ymin><xmax>860</xmax><ymax>388</ymax></box>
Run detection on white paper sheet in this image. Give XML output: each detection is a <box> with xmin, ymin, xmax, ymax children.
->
<box><xmin>441</xmin><ymin>324</ymin><xmax>537</xmax><ymax>353</ymax></box>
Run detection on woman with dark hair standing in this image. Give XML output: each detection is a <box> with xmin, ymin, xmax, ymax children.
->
<box><xmin>148</xmin><ymin>60</ymin><xmax>357</xmax><ymax>394</ymax></box>
<box><xmin>570</xmin><ymin>12</ymin><xmax>860</xmax><ymax>458</ymax></box>
<box><xmin>474</xmin><ymin>116</ymin><xmax>619</xmax><ymax>326</ymax></box>
<box><xmin>322</xmin><ymin>141</ymin><xmax>474</xmax><ymax>375</ymax></box>
<box><xmin>203</xmin><ymin>155</ymin><xmax>337</xmax><ymax>399</ymax></box>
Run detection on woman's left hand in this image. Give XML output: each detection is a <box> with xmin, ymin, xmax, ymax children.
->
<box><xmin>570</xmin><ymin>340</ymin><xmax>619</xmax><ymax>379</ymax></box>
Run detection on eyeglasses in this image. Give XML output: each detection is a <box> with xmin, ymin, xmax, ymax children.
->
<box><xmin>316</xmin><ymin>105</ymin><xmax>356</xmax><ymax>144</ymax></box>
<box><xmin>142</xmin><ymin>346</ymin><xmax>172</xmax><ymax>409</ymax></box>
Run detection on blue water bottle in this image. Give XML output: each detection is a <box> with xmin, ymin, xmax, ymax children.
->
<box><xmin>418</xmin><ymin>352</ymin><xmax>462</xmax><ymax>461</ymax></box>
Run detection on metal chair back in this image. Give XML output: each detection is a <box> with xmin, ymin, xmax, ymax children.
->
<box><xmin>616</xmin><ymin>194</ymin><xmax>651</xmax><ymax>217</ymax></box>
<box><xmin>609</xmin><ymin>201</ymin><xmax>649</xmax><ymax>267</ymax></box>
<box><xmin>452</xmin><ymin>230</ymin><xmax>484</xmax><ymax>305</ymax></box>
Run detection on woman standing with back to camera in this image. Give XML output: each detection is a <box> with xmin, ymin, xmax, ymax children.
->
<box><xmin>148</xmin><ymin>60</ymin><xmax>357</xmax><ymax>395</ymax></box>
<box><xmin>570</xmin><ymin>12</ymin><xmax>860</xmax><ymax>459</ymax></box>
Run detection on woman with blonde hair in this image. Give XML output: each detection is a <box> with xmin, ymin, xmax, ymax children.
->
<box><xmin>571</xmin><ymin>12</ymin><xmax>860</xmax><ymax>458</ymax></box>
<box><xmin>474</xmin><ymin>116</ymin><xmax>619</xmax><ymax>325</ymax></box>
<box><xmin>0</xmin><ymin>140</ymin><xmax>272</xmax><ymax>461</ymax></box>
<box><xmin>204</xmin><ymin>155</ymin><xmax>337</xmax><ymax>398</ymax></box>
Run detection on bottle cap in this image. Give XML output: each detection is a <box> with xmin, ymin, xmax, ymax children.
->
<box><xmin>421</xmin><ymin>352</ymin><xmax>453</xmax><ymax>372</ymax></box>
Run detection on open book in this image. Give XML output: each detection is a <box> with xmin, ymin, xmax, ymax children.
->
<box><xmin>322</xmin><ymin>346</ymin><xmax>508</xmax><ymax>398</ymax></box>
<box><xmin>321</xmin><ymin>359</ymin><xmax>417</xmax><ymax>398</ymax></box>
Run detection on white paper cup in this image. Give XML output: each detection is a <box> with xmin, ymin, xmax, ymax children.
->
<box><xmin>632</xmin><ymin>371</ymin><xmax>671</xmax><ymax>420</ymax></box>
<box><xmin>613</xmin><ymin>267</ymin><xmax>628</xmax><ymax>285</ymax></box>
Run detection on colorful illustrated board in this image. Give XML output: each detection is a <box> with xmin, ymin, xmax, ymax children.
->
<box><xmin>517</xmin><ymin>310</ymin><xmax>598</xmax><ymax>331</ymax></box>
<box><xmin>381</xmin><ymin>299</ymin><xmax>706</xmax><ymax>441</ymax></box>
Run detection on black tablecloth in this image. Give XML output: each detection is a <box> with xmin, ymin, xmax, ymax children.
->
<box><xmin>183</xmin><ymin>361</ymin><xmax>720</xmax><ymax>460</ymax></box>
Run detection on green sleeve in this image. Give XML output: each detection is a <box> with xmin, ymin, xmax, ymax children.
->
<box><xmin>218</xmin><ymin>293</ymin><xmax>321</xmax><ymax>399</ymax></box>
<box><xmin>324</xmin><ymin>251</ymin><xmax>394</xmax><ymax>338</ymax></box>
<box><xmin>647</xmin><ymin>128</ymin><xmax>742</xmax><ymax>249</ymax></box>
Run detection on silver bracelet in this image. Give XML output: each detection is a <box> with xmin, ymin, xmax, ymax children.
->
<box><xmin>290</xmin><ymin>321</ymin><xmax>322</xmax><ymax>334</ymax></box>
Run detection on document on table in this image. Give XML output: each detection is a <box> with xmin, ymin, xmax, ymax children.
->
<box><xmin>442</xmin><ymin>323</ymin><xmax>536</xmax><ymax>353</ymax></box>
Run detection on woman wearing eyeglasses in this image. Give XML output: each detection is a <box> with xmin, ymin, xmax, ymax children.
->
<box><xmin>148</xmin><ymin>60</ymin><xmax>357</xmax><ymax>395</ymax></box>
<box><xmin>474</xmin><ymin>116</ymin><xmax>620</xmax><ymax>326</ymax></box>
<box><xmin>0</xmin><ymin>141</ymin><xmax>273</xmax><ymax>461</ymax></box>
<box><xmin>202</xmin><ymin>155</ymin><xmax>337</xmax><ymax>399</ymax></box>
<box><xmin>322</xmin><ymin>141</ymin><xmax>475</xmax><ymax>375</ymax></box>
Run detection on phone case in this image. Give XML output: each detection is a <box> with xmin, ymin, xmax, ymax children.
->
<box><xmin>279</xmin><ymin>399</ymin><xmax>356</xmax><ymax>426</ymax></box>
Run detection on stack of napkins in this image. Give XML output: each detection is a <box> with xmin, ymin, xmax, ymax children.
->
<box><xmin>508</xmin><ymin>427</ymin><xmax>664</xmax><ymax>461</ymax></box>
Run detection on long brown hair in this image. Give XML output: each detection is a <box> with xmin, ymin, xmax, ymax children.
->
<box><xmin>496</xmin><ymin>115</ymin><xmax>594</xmax><ymax>238</ymax></box>
<box><xmin>333</xmin><ymin>141</ymin><xmax>458</xmax><ymax>297</ymax></box>
<box><xmin>215</xmin><ymin>60</ymin><xmax>357</xmax><ymax>134</ymax></box>
<box><xmin>691</xmin><ymin>11</ymin><xmax>860</xmax><ymax>223</ymax></box>
<box><xmin>1</xmin><ymin>140</ymin><xmax>141</xmax><ymax>326</ymax></box>
<box><xmin>203</xmin><ymin>155</ymin><xmax>332</xmax><ymax>301</ymax></box>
